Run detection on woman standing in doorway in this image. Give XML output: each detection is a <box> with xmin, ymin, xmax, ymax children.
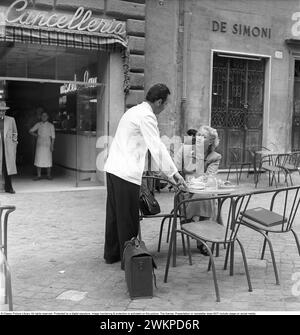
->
<box><xmin>29</xmin><ymin>111</ymin><xmax>55</xmax><ymax>180</ymax></box>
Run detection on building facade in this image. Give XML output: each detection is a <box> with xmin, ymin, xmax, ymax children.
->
<box><xmin>2</xmin><ymin>0</ymin><xmax>300</xmax><ymax>183</ymax></box>
<box><xmin>145</xmin><ymin>0</ymin><xmax>300</xmax><ymax>169</ymax></box>
<box><xmin>0</xmin><ymin>0</ymin><xmax>146</xmax><ymax>186</ymax></box>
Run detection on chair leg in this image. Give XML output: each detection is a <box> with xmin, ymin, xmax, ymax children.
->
<box><xmin>230</xmin><ymin>241</ymin><xmax>235</xmax><ymax>276</ymax></box>
<box><xmin>208</xmin><ymin>243</ymin><xmax>215</xmax><ymax>272</ymax></box>
<box><xmin>164</xmin><ymin>224</ymin><xmax>176</xmax><ymax>283</ymax></box>
<box><xmin>236</xmin><ymin>167</ymin><xmax>239</xmax><ymax>185</ymax></box>
<box><xmin>166</xmin><ymin>217</ymin><xmax>172</xmax><ymax>243</ymax></box>
<box><xmin>261</xmin><ymin>231</ymin><xmax>269</xmax><ymax>260</ymax></box>
<box><xmin>202</xmin><ymin>241</ymin><xmax>220</xmax><ymax>302</ymax></box>
<box><xmin>138</xmin><ymin>220</ymin><xmax>142</xmax><ymax>240</ymax></box>
<box><xmin>289</xmin><ymin>172</ymin><xmax>293</xmax><ymax>186</ymax></box>
<box><xmin>157</xmin><ymin>216</ymin><xmax>169</xmax><ymax>252</ymax></box>
<box><xmin>239</xmin><ymin>165</ymin><xmax>243</xmax><ymax>182</ymax></box>
<box><xmin>186</xmin><ymin>236</ymin><xmax>192</xmax><ymax>265</ymax></box>
<box><xmin>291</xmin><ymin>229</ymin><xmax>300</xmax><ymax>256</ymax></box>
<box><xmin>236</xmin><ymin>239</ymin><xmax>253</xmax><ymax>292</ymax></box>
<box><xmin>172</xmin><ymin>229</ymin><xmax>177</xmax><ymax>268</ymax></box>
<box><xmin>261</xmin><ymin>231</ymin><xmax>280</xmax><ymax>285</ymax></box>
<box><xmin>224</xmin><ymin>243</ymin><xmax>230</xmax><ymax>270</ymax></box>
<box><xmin>216</xmin><ymin>243</ymin><xmax>220</xmax><ymax>257</ymax></box>
<box><xmin>181</xmin><ymin>233</ymin><xmax>186</xmax><ymax>256</ymax></box>
<box><xmin>247</xmin><ymin>163</ymin><xmax>251</xmax><ymax>179</ymax></box>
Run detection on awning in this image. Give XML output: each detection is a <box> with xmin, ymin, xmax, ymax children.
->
<box><xmin>0</xmin><ymin>23</ymin><xmax>128</xmax><ymax>51</ymax></box>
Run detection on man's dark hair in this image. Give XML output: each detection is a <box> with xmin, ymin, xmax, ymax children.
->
<box><xmin>145</xmin><ymin>83</ymin><xmax>170</xmax><ymax>103</ymax></box>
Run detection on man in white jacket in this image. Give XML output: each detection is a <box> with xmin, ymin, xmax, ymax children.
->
<box><xmin>104</xmin><ymin>83</ymin><xmax>186</xmax><ymax>266</ymax></box>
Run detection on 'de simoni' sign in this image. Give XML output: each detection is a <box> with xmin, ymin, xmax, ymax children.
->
<box><xmin>1</xmin><ymin>0</ymin><xmax>126</xmax><ymax>38</ymax></box>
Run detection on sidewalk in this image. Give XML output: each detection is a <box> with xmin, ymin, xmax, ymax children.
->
<box><xmin>2</xmin><ymin>171</ymin><xmax>300</xmax><ymax>312</ymax></box>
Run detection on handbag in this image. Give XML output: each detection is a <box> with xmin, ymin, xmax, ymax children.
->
<box><xmin>123</xmin><ymin>238</ymin><xmax>157</xmax><ymax>299</ymax></box>
<box><xmin>139</xmin><ymin>183</ymin><xmax>161</xmax><ymax>215</ymax></box>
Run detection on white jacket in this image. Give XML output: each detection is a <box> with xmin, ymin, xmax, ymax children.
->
<box><xmin>104</xmin><ymin>102</ymin><xmax>178</xmax><ymax>185</ymax></box>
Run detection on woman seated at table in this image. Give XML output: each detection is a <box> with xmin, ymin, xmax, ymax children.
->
<box><xmin>175</xmin><ymin>125</ymin><xmax>222</xmax><ymax>255</ymax></box>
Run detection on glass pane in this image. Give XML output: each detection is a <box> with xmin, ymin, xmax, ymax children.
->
<box><xmin>76</xmin><ymin>84</ymin><xmax>105</xmax><ymax>187</ymax></box>
<box><xmin>0</xmin><ymin>42</ymin><xmax>103</xmax><ymax>83</ymax></box>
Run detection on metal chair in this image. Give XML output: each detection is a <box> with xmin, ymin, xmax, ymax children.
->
<box><xmin>164</xmin><ymin>190</ymin><xmax>253</xmax><ymax>302</ymax></box>
<box><xmin>227</xmin><ymin>146</ymin><xmax>270</xmax><ymax>185</ymax></box>
<box><xmin>140</xmin><ymin>175</ymin><xmax>181</xmax><ymax>252</ymax></box>
<box><xmin>0</xmin><ymin>251</ymin><xmax>13</xmax><ymax>311</ymax></box>
<box><xmin>0</xmin><ymin>206</ymin><xmax>16</xmax><ymax>260</ymax></box>
<box><xmin>279</xmin><ymin>151</ymin><xmax>300</xmax><ymax>186</ymax></box>
<box><xmin>237</xmin><ymin>185</ymin><xmax>300</xmax><ymax>285</ymax></box>
<box><xmin>226</xmin><ymin>147</ymin><xmax>252</xmax><ymax>185</ymax></box>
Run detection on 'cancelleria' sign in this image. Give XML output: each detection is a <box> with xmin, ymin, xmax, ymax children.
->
<box><xmin>212</xmin><ymin>20</ymin><xmax>271</xmax><ymax>39</ymax></box>
<box><xmin>2</xmin><ymin>0</ymin><xmax>126</xmax><ymax>38</ymax></box>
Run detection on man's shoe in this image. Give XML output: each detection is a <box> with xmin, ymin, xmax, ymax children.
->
<box><xmin>33</xmin><ymin>176</ymin><xmax>42</xmax><ymax>181</ymax></box>
<box><xmin>5</xmin><ymin>189</ymin><xmax>15</xmax><ymax>194</ymax></box>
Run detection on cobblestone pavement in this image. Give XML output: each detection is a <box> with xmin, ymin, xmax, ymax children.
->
<box><xmin>2</xmin><ymin>172</ymin><xmax>300</xmax><ymax>313</ymax></box>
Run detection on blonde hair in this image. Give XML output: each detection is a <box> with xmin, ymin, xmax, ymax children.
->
<box><xmin>198</xmin><ymin>125</ymin><xmax>220</xmax><ymax>150</ymax></box>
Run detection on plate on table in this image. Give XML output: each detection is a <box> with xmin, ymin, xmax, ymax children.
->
<box><xmin>214</xmin><ymin>188</ymin><xmax>236</xmax><ymax>194</ymax></box>
<box><xmin>188</xmin><ymin>187</ymin><xmax>236</xmax><ymax>194</ymax></box>
<box><xmin>187</xmin><ymin>181</ymin><xmax>206</xmax><ymax>190</ymax></box>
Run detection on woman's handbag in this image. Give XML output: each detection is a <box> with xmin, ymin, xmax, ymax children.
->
<box><xmin>139</xmin><ymin>183</ymin><xmax>161</xmax><ymax>216</ymax></box>
<box><xmin>123</xmin><ymin>238</ymin><xmax>157</xmax><ymax>299</ymax></box>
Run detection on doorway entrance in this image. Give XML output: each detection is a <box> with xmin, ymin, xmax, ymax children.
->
<box><xmin>1</xmin><ymin>78</ymin><xmax>104</xmax><ymax>190</ymax></box>
<box><xmin>211</xmin><ymin>53</ymin><xmax>265</xmax><ymax>168</ymax></box>
<box><xmin>0</xmin><ymin>41</ymin><xmax>106</xmax><ymax>190</ymax></box>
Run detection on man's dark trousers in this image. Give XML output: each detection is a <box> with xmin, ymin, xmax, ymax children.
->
<box><xmin>104</xmin><ymin>173</ymin><xmax>140</xmax><ymax>264</ymax></box>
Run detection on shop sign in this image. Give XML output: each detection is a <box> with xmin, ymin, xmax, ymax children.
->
<box><xmin>60</xmin><ymin>70</ymin><xmax>98</xmax><ymax>95</ymax></box>
<box><xmin>2</xmin><ymin>0</ymin><xmax>126</xmax><ymax>38</ymax></box>
<box><xmin>212</xmin><ymin>20</ymin><xmax>271</xmax><ymax>39</ymax></box>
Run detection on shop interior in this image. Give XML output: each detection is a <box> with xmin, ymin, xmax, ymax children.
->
<box><xmin>0</xmin><ymin>42</ymin><xmax>105</xmax><ymax>191</ymax></box>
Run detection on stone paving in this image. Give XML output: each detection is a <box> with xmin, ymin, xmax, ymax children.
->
<box><xmin>1</xmin><ymin>172</ymin><xmax>300</xmax><ymax>313</ymax></box>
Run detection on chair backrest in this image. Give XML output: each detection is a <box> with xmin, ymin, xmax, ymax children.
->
<box><xmin>0</xmin><ymin>206</ymin><xmax>16</xmax><ymax>260</ymax></box>
<box><xmin>247</xmin><ymin>146</ymin><xmax>270</xmax><ymax>172</ymax></box>
<box><xmin>174</xmin><ymin>191</ymin><xmax>251</xmax><ymax>242</ymax></box>
<box><xmin>229</xmin><ymin>147</ymin><xmax>244</xmax><ymax>164</ymax></box>
<box><xmin>0</xmin><ymin>251</ymin><xmax>13</xmax><ymax>311</ymax></box>
<box><xmin>141</xmin><ymin>174</ymin><xmax>178</xmax><ymax>193</ymax></box>
<box><xmin>288</xmin><ymin>151</ymin><xmax>300</xmax><ymax>168</ymax></box>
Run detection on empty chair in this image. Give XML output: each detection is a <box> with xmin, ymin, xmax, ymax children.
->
<box><xmin>237</xmin><ymin>185</ymin><xmax>300</xmax><ymax>285</ymax></box>
<box><xmin>255</xmin><ymin>153</ymin><xmax>290</xmax><ymax>187</ymax></box>
<box><xmin>226</xmin><ymin>147</ymin><xmax>252</xmax><ymax>185</ymax></box>
<box><xmin>227</xmin><ymin>146</ymin><xmax>270</xmax><ymax>185</ymax></box>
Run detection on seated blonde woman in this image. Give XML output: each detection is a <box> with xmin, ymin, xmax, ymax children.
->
<box><xmin>175</xmin><ymin>126</ymin><xmax>222</xmax><ymax>255</ymax></box>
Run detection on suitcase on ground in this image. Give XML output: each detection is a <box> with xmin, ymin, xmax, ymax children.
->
<box><xmin>123</xmin><ymin>238</ymin><xmax>157</xmax><ymax>299</ymax></box>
